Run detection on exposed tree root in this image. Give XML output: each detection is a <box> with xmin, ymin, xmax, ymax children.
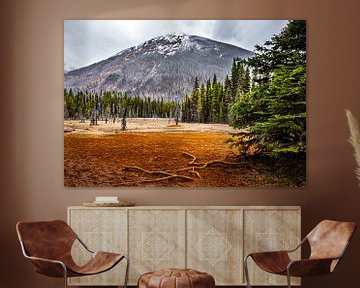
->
<box><xmin>141</xmin><ymin>174</ymin><xmax>194</xmax><ymax>183</ymax></box>
<box><xmin>188</xmin><ymin>169</ymin><xmax>201</xmax><ymax>178</ymax></box>
<box><xmin>123</xmin><ymin>153</ymin><xmax>244</xmax><ymax>183</ymax></box>
<box><xmin>181</xmin><ymin>152</ymin><xmax>243</xmax><ymax>168</ymax></box>
<box><xmin>123</xmin><ymin>166</ymin><xmax>194</xmax><ymax>182</ymax></box>
<box><xmin>176</xmin><ymin>167</ymin><xmax>202</xmax><ymax>178</ymax></box>
<box><xmin>197</xmin><ymin>159</ymin><xmax>244</xmax><ymax>168</ymax></box>
<box><xmin>124</xmin><ymin>165</ymin><xmax>172</xmax><ymax>176</ymax></box>
<box><xmin>182</xmin><ymin>152</ymin><xmax>197</xmax><ymax>165</ymax></box>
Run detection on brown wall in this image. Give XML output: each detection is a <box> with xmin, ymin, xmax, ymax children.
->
<box><xmin>1</xmin><ymin>0</ymin><xmax>360</xmax><ymax>287</ymax></box>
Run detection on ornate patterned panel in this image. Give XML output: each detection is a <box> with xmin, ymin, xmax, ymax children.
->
<box><xmin>128</xmin><ymin>209</ymin><xmax>186</xmax><ymax>284</ymax></box>
<box><xmin>68</xmin><ymin>208</ymin><xmax>127</xmax><ymax>286</ymax></box>
<box><xmin>187</xmin><ymin>209</ymin><xmax>243</xmax><ymax>285</ymax></box>
<box><xmin>244</xmin><ymin>209</ymin><xmax>301</xmax><ymax>286</ymax></box>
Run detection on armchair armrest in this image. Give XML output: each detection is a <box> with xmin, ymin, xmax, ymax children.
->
<box><xmin>76</xmin><ymin>235</ymin><xmax>94</xmax><ymax>254</ymax></box>
<box><xmin>28</xmin><ymin>256</ymin><xmax>67</xmax><ymax>277</ymax></box>
<box><xmin>246</xmin><ymin>236</ymin><xmax>306</xmax><ymax>259</ymax></box>
<box><xmin>247</xmin><ymin>251</ymin><xmax>292</xmax><ymax>274</ymax></box>
<box><xmin>287</xmin><ymin>258</ymin><xmax>336</xmax><ymax>277</ymax></box>
<box><xmin>19</xmin><ymin>240</ymin><xmax>67</xmax><ymax>277</ymax></box>
<box><xmin>285</xmin><ymin>237</ymin><xmax>307</xmax><ymax>253</ymax></box>
<box><xmin>287</xmin><ymin>239</ymin><xmax>351</xmax><ymax>277</ymax></box>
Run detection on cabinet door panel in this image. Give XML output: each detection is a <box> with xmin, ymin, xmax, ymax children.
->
<box><xmin>68</xmin><ymin>209</ymin><xmax>127</xmax><ymax>286</ymax></box>
<box><xmin>128</xmin><ymin>209</ymin><xmax>186</xmax><ymax>284</ymax></box>
<box><xmin>244</xmin><ymin>209</ymin><xmax>301</xmax><ymax>286</ymax></box>
<box><xmin>187</xmin><ymin>209</ymin><xmax>243</xmax><ymax>285</ymax></box>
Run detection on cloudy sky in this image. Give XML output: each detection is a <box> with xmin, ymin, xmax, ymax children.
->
<box><xmin>64</xmin><ymin>20</ymin><xmax>288</xmax><ymax>71</ymax></box>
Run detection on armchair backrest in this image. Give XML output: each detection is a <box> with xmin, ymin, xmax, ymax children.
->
<box><xmin>16</xmin><ymin>220</ymin><xmax>77</xmax><ymax>261</ymax></box>
<box><xmin>307</xmin><ymin>220</ymin><xmax>356</xmax><ymax>263</ymax></box>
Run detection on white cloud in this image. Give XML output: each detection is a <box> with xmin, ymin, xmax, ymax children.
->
<box><xmin>64</xmin><ymin>20</ymin><xmax>288</xmax><ymax>70</ymax></box>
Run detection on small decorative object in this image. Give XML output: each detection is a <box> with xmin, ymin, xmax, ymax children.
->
<box><xmin>82</xmin><ymin>196</ymin><xmax>135</xmax><ymax>207</ymax></box>
<box><xmin>94</xmin><ymin>196</ymin><xmax>119</xmax><ymax>203</ymax></box>
<box><xmin>346</xmin><ymin>109</ymin><xmax>360</xmax><ymax>186</ymax></box>
<box><xmin>83</xmin><ymin>201</ymin><xmax>135</xmax><ymax>207</ymax></box>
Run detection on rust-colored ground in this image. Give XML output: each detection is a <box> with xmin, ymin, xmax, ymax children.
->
<box><xmin>64</xmin><ymin>131</ymin><xmax>298</xmax><ymax>187</ymax></box>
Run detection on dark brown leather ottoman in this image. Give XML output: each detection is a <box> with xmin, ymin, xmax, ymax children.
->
<box><xmin>138</xmin><ymin>268</ymin><xmax>215</xmax><ymax>288</ymax></box>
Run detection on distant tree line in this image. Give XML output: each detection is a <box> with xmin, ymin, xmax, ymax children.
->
<box><xmin>64</xmin><ymin>90</ymin><xmax>179</xmax><ymax>122</ymax></box>
<box><xmin>181</xmin><ymin>59</ymin><xmax>251</xmax><ymax>124</ymax></box>
<box><xmin>64</xmin><ymin>57</ymin><xmax>252</xmax><ymax>126</ymax></box>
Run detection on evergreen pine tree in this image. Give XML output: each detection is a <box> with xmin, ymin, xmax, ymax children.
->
<box><xmin>230</xmin><ymin>20</ymin><xmax>306</xmax><ymax>157</ymax></box>
<box><xmin>198</xmin><ymin>84</ymin><xmax>206</xmax><ymax>123</ymax></box>
<box><xmin>230</xmin><ymin>58</ymin><xmax>239</xmax><ymax>103</ymax></box>
<box><xmin>204</xmin><ymin>79</ymin><xmax>212</xmax><ymax>123</ymax></box>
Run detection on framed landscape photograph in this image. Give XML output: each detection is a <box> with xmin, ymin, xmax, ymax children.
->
<box><xmin>64</xmin><ymin>20</ymin><xmax>306</xmax><ymax>187</ymax></box>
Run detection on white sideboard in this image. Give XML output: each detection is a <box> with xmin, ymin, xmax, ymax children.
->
<box><xmin>67</xmin><ymin>206</ymin><xmax>301</xmax><ymax>286</ymax></box>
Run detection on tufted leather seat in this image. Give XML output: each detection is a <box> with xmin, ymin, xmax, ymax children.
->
<box><xmin>138</xmin><ymin>268</ymin><xmax>215</xmax><ymax>288</ymax></box>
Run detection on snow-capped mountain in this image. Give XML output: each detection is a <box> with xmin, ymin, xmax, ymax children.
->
<box><xmin>64</xmin><ymin>33</ymin><xmax>254</xmax><ymax>100</ymax></box>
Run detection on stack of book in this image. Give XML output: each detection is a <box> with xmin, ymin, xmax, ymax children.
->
<box><xmin>83</xmin><ymin>196</ymin><xmax>135</xmax><ymax>207</ymax></box>
<box><xmin>93</xmin><ymin>196</ymin><xmax>119</xmax><ymax>204</ymax></box>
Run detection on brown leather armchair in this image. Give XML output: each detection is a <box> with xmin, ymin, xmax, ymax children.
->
<box><xmin>16</xmin><ymin>220</ymin><xmax>129</xmax><ymax>288</ymax></box>
<box><xmin>244</xmin><ymin>220</ymin><xmax>356</xmax><ymax>288</ymax></box>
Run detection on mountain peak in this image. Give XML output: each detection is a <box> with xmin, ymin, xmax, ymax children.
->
<box><xmin>154</xmin><ymin>32</ymin><xmax>189</xmax><ymax>40</ymax></box>
<box><xmin>65</xmin><ymin>34</ymin><xmax>254</xmax><ymax>100</ymax></box>
<box><xmin>132</xmin><ymin>33</ymin><xmax>194</xmax><ymax>56</ymax></box>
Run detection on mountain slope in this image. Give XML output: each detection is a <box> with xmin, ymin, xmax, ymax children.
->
<box><xmin>64</xmin><ymin>33</ymin><xmax>254</xmax><ymax>101</ymax></box>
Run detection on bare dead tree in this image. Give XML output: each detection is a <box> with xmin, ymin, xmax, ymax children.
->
<box><xmin>121</xmin><ymin>107</ymin><xmax>127</xmax><ymax>131</ymax></box>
